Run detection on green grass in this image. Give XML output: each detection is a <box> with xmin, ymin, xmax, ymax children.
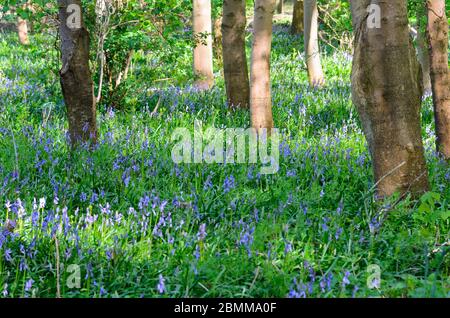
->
<box><xmin>0</xmin><ymin>27</ymin><xmax>449</xmax><ymax>298</ymax></box>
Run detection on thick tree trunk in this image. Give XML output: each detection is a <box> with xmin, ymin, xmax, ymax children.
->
<box><xmin>250</xmin><ymin>0</ymin><xmax>275</xmax><ymax>131</ymax></box>
<box><xmin>304</xmin><ymin>0</ymin><xmax>324</xmax><ymax>87</ymax></box>
<box><xmin>290</xmin><ymin>0</ymin><xmax>304</xmax><ymax>35</ymax></box>
<box><xmin>277</xmin><ymin>0</ymin><xmax>283</xmax><ymax>14</ymax></box>
<box><xmin>58</xmin><ymin>0</ymin><xmax>97</xmax><ymax>145</ymax></box>
<box><xmin>193</xmin><ymin>0</ymin><xmax>214</xmax><ymax>90</ymax></box>
<box><xmin>350</xmin><ymin>0</ymin><xmax>429</xmax><ymax>198</ymax></box>
<box><xmin>426</xmin><ymin>0</ymin><xmax>450</xmax><ymax>160</ymax></box>
<box><xmin>222</xmin><ymin>0</ymin><xmax>250</xmax><ymax>108</ymax></box>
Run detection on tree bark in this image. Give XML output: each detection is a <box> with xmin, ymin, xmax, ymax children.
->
<box><xmin>213</xmin><ymin>16</ymin><xmax>223</xmax><ymax>62</ymax></box>
<box><xmin>58</xmin><ymin>0</ymin><xmax>97</xmax><ymax>146</ymax></box>
<box><xmin>250</xmin><ymin>0</ymin><xmax>275</xmax><ymax>131</ymax></box>
<box><xmin>193</xmin><ymin>0</ymin><xmax>214</xmax><ymax>90</ymax></box>
<box><xmin>304</xmin><ymin>0</ymin><xmax>324</xmax><ymax>87</ymax></box>
<box><xmin>277</xmin><ymin>0</ymin><xmax>283</xmax><ymax>14</ymax></box>
<box><xmin>350</xmin><ymin>0</ymin><xmax>429</xmax><ymax>198</ymax></box>
<box><xmin>17</xmin><ymin>17</ymin><xmax>29</xmax><ymax>45</ymax></box>
<box><xmin>17</xmin><ymin>1</ymin><xmax>31</xmax><ymax>45</ymax></box>
<box><xmin>222</xmin><ymin>0</ymin><xmax>250</xmax><ymax>108</ymax></box>
<box><xmin>290</xmin><ymin>0</ymin><xmax>304</xmax><ymax>35</ymax></box>
<box><xmin>416</xmin><ymin>7</ymin><xmax>432</xmax><ymax>95</ymax></box>
<box><xmin>426</xmin><ymin>0</ymin><xmax>450</xmax><ymax>160</ymax></box>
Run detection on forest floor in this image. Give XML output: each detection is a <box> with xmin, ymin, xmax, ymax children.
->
<box><xmin>0</xmin><ymin>23</ymin><xmax>449</xmax><ymax>298</ymax></box>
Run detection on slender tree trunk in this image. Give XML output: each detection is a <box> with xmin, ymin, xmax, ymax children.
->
<box><xmin>416</xmin><ymin>7</ymin><xmax>432</xmax><ymax>95</ymax></box>
<box><xmin>417</xmin><ymin>30</ymin><xmax>432</xmax><ymax>95</ymax></box>
<box><xmin>17</xmin><ymin>17</ymin><xmax>29</xmax><ymax>45</ymax></box>
<box><xmin>222</xmin><ymin>0</ymin><xmax>250</xmax><ymax>108</ymax></box>
<box><xmin>290</xmin><ymin>0</ymin><xmax>304</xmax><ymax>35</ymax></box>
<box><xmin>277</xmin><ymin>0</ymin><xmax>283</xmax><ymax>14</ymax></box>
<box><xmin>304</xmin><ymin>0</ymin><xmax>324</xmax><ymax>87</ymax></box>
<box><xmin>17</xmin><ymin>1</ymin><xmax>31</xmax><ymax>45</ymax></box>
<box><xmin>250</xmin><ymin>0</ymin><xmax>275</xmax><ymax>131</ymax></box>
<box><xmin>350</xmin><ymin>0</ymin><xmax>429</xmax><ymax>198</ymax></box>
<box><xmin>58</xmin><ymin>0</ymin><xmax>97</xmax><ymax>145</ymax></box>
<box><xmin>214</xmin><ymin>16</ymin><xmax>223</xmax><ymax>62</ymax></box>
<box><xmin>193</xmin><ymin>0</ymin><xmax>214</xmax><ymax>90</ymax></box>
<box><xmin>426</xmin><ymin>0</ymin><xmax>450</xmax><ymax>160</ymax></box>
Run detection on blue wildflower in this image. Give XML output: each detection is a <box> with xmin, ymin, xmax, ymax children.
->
<box><xmin>157</xmin><ymin>274</ymin><xmax>165</xmax><ymax>294</ymax></box>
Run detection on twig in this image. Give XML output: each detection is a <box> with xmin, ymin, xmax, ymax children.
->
<box><xmin>150</xmin><ymin>95</ymin><xmax>162</xmax><ymax>117</ymax></box>
<box><xmin>368</xmin><ymin>161</ymin><xmax>406</xmax><ymax>193</ymax></box>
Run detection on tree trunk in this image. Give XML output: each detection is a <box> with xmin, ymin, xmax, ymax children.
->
<box><xmin>17</xmin><ymin>17</ymin><xmax>29</xmax><ymax>45</ymax></box>
<box><xmin>58</xmin><ymin>0</ymin><xmax>97</xmax><ymax>146</ymax></box>
<box><xmin>350</xmin><ymin>0</ymin><xmax>429</xmax><ymax>198</ymax></box>
<box><xmin>290</xmin><ymin>0</ymin><xmax>304</xmax><ymax>35</ymax></box>
<box><xmin>426</xmin><ymin>0</ymin><xmax>450</xmax><ymax>160</ymax></box>
<box><xmin>222</xmin><ymin>0</ymin><xmax>250</xmax><ymax>108</ymax></box>
<box><xmin>17</xmin><ymin>1</ymin><xmax>31</xmax><ymax>45</ymax></box>
<box><xmin>213</xmin><ymin>16</ymin><xmax>223</xmax><ymax>62</ymax></box>
<box><xmin>193</xmin><ymin>0</ymin><xmax>214</xmax><ymax>90</ymax></box>
<box><xmin>250</xmin><ymin>0</ymin><xmax>275</xmax><ymax>131</ymax></box>
<box><xmin>416</xmin><ymin>7</ymin><xmax>432</xmax><ymax>95</ymax></box>
<box><xmin>277</xmin><ymin>0</ymin><xmax>283</xmax><ymax>14</ymax></box>
<box><xmin>304</xmin><ymin>0</ymin><xmax>324</xmax><ymax>87</ymax></box>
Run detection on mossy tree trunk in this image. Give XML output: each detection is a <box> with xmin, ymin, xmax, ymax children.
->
<box><xmin>350</xmin><ymin>0</ymin><xmax>429</xmax><ymax>197</ymax></box>
<box><xmin>58</xmin><ymin>0</ymin><xmax>98</xmax><ymax>146</ymax></box>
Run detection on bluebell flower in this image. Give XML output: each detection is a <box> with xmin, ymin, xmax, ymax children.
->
<box><xmin>223</xmin><ymin>175</ymin><xmax>235</xmax><ymax>193</ymax></box>
<box><xmin>352</xmin><ymin>285</ymin><xmax>359</xmax><ymax>298</ymax></box>
<box><xmin>90</xmin><ymin>192</ymin><xmax>98</xmax><ymax>204</ymax></box>
<box><xmin>253</xmin><ymin>208</ymin><xmax>259</xmax><ymax>222</ymax></box>
<box><xmin>79</xmin><ymin>192</ymin><xmax>87</xmax><ymax>202</ymax></box>
<box><xmin>25</xmin><ymin>278</ymin><xmax>34</xmax><ymax>291</ymax></box>
<box><xmin>2</xmin><ymin>283</ymin><xmax>8</xmax><ymax>297</ymax></box>
<box><xmin>4</xmin><ymin>248</ymin><xmax>12</xmax><ymax>262</ymax></box>
<box><xmin>203</xmin><ymin>175</ymin><xmax>213</xmax><ymax>191</ymax></box>
<box><xmin>194</xmin><ymin>244</ymin><xmax>201</xmax><ymax>260</ymax></box>
<box><xmin>100</xmin><ymin>287</ymin><xmax>107</xmax><ymax>296</ymax></box>
<box><xmin>197</xmin><ymin>223</ymin><xmax>207</xmax><ymax>241</ymax></box>
<box><xmin>16</xmin><ymin>199</ymin><xmax>26</xmax><ymax>219</ymax></box>
<box><xmin>321</xmin><ymin>217</ymin><xmax>329</xmax><ymax>232</ymax></box>
<box><xmin>19</xmin><ymin>259</ymin><xmax>28</xmax><ymax>271</ymax></box>
<box><xmin>336</xmin><ymin>201</ymin><xmax>343</xmax><ymax>215</ymax></box>
<box><xmin>288</xmin><ymin>278</ymin><xmax>307</xmax><ymax>298</ymax></box>
<box><xmin>320</xmin><ymin>188</ymin><xmax>325</xmax><ymax>197</ymax></box>
<box><xmin>284</xmin><ymin>241</ymin><xmax>292</xmax><ymax>255</ymax></box>
<box><xmin>342</xmin><ymin>271</ymin><xmax>351</xmax><ymax>288</ymax></box>
<box><xmin>286</xmin><ymin>170</ymin><xmax>296</xmax><ymax>177</ymax></box>
<box><xmin>238</xmin><ymin>223</ymin><xmax>255</xmax><ymax>257</ymax></box>
<box><xmin>157</xmin><ymin>274</ymin><xmax>165</xmax><ymax>294</ymax></box>
<box><xmin>39</xmin><ymin>198</ymin><xmax>46</xmax><ymax>210</ymax></box>
<box><xmin>335</xmin><ymin>227</ymin><xmax>343</xmax><ymax>240</ymax></box>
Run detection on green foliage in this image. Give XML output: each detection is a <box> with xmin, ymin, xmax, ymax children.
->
<box><xmin>317</xmin><ymin>0</ymin><xmax>352</xmax><ymax>50</ymax></box>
